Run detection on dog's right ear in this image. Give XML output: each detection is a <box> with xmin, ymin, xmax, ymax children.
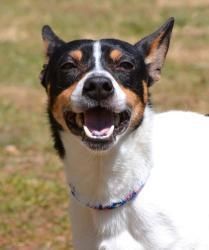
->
<box><xmin>40</xmin><ymin>25</ymin><xmax>65</xmax><ymax>88</ymax></box>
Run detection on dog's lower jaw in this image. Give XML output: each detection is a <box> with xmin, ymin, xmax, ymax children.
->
<box><xmin>60</xmin><ymin>107</ymin><xmax>153</xmax><ymax>250</ymax></box>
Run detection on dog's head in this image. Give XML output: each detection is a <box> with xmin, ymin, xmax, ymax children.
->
<box><xmin>40</xmin><ymin>18</ymin><xmax>174</xmax><ymax>152</ymax></box>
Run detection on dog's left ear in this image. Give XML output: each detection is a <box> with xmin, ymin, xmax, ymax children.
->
<box><xmin>42</xmin><ymin>25</ymin><xmax>65</xmax><ymax>59</ymax></box>
<box><xmin>135</xmin><ymin>17</ymin><xmax>174</xmax><ymax>86</ymax></box>
<box><xmin>40</xmin><ymin>25</ymin><xmax>65</xmax><ymax>88</ymax></box>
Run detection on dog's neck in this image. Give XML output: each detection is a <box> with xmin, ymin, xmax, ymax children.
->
<box><xmin>61</xmin><ymin>106</ymin><xmax>153</xmax><ymax>207</ymax></box>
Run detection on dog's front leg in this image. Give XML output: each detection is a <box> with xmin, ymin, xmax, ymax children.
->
<box><xmin>70</xmin><ymin>202</ymin><xmax>97</xmax><ymax>250</ymax></box>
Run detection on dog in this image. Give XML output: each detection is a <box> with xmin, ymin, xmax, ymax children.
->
<box><xmin>40</xmin><ymin>17</ymin><xmax>209</xmax><ymax>249</ymax></box>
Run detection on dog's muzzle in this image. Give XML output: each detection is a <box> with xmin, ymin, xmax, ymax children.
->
<box><xmin>64</xmin><ymin>75</ymin><xmax>131</xmax><ymax>151</ymax></box>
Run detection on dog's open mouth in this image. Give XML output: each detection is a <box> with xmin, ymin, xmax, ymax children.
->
<box><xmin>64</xmin><ymin>107</ymin><xmax>131</xmax><ymax>150</ymax></box>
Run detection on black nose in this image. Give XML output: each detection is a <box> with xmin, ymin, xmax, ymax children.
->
<box><xmin>82</xmin><ymin>76</ymin><xmax>114</xmax><ymax>100</ymax></box>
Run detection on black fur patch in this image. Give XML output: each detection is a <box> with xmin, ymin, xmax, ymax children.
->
<box><xmin>48</xmin><ymin>107</ymin><xmax>65</xmax><ymax>158</ymax></box>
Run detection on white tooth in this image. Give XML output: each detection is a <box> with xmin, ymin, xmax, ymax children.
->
<box><xmin>104</xmin><ymin>125</ymin><xmax>114</xmax><ymax>138</ymax></box>
<box><xmin>83</xmin><ymin>125</ymin><xmax>95</xmax><ymax>138</ymax></box>
<box><xmin>83</xmin><ymin>125</ymin><xmax>115</xmax><ymax>139</ymax></box>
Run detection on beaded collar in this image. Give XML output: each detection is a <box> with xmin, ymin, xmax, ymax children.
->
<box><xmin>69</xmin><ymin>183</ymin><xmax>144</xmax><ymax>210</ymax></box>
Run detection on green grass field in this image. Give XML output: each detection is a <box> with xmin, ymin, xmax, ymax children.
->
<box><xmin>1</xmin><ymin>0</ymin><xmax>209</xmax><ymax>249</ymax></box>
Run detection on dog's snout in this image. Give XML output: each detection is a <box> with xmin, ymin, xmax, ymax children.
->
<box><xmin>82</xmin><ymin>76</ymin><xmax>114</xmax><ymax>100</ymax></box>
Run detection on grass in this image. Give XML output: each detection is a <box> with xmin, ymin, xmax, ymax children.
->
<box><xmin>1</xmin><ymin>0</ymin><xmax>209</xmax><ymax>249</ymax></box>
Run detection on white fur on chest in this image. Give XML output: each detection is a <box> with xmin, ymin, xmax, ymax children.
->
<box><xmin>60</xmin><ymin>109</ymin><xmax>209</xmax><ymax>250</ymax></box>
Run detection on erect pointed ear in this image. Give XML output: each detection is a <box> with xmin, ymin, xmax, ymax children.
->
<box><xmin>135</xmin><ymin>17</ymin><xmax>174</xmax><ymax>86</ymax></box>
<box><xmin>41</xmin><ymin>25</ymin><xmax>65</xmax><ymax>59</ymax></box>
<box><xmin>40</xmin><ymin>25</ymin><xmax>65</xmax><ymax>88</ymax></box>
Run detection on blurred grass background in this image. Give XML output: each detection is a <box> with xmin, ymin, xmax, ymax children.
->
<box><xmin>0</xmin><ymin>0</ymin><xmax>209</xmax><ymax>249</ymax></box>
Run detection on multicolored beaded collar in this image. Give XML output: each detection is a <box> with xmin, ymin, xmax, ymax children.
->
<box><xmin>69</xmin><ymin>183</ymin><xmax>144</xmax><ymax>210</ymax></box>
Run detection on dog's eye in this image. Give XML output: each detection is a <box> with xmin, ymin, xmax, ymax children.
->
<box><xmin>61</xmin><ymin>62</ymin><xmax>77</xmax><ymax>71</ymax></box>
<box><xmin>117</xmin><ymin>61</ymin><xmax>134</xmax><ymax>71</ymax></box>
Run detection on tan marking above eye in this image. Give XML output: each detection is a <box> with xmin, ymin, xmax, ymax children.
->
<box><xmin>110</xmin><ymin>49</ymin><xmax>122</xmax><ymax>61</ymax></box>
<box><xmin>69</xmin><ymin>50</ymin><xmax>83</xmax><ymax>61</ymax></box>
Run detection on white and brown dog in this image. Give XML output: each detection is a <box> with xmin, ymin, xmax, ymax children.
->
<box><xmin>40</xmin><ymin>17</ymin><xmax>209</xmax><ymax>249</ymax></box>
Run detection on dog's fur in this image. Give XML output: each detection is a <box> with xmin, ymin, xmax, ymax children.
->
<box><xmin>40</xmin><ymin>18</ymin><xmax>209</xmax><ymax>249</ymax></box>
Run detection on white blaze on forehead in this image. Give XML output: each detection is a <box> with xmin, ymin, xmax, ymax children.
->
<box><xmin>93</xmin><ymin>40</ymin><xmax>102</xmax><ymax>71</ymax></box>
<box><xmin>71</xmin><ymin>40</ymin><xmax>126</xmax><ymax>112</ymax></box>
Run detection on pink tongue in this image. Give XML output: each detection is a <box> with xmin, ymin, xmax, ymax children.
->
<box><xmin>84</xmin><ymin>108</ymin><xmax>114</xmax><ymax>136</ymax></box>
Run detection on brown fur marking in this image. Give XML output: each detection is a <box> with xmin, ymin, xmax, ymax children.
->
<box><xmin>120</xmin><ymin>85</ymin><xmax>146</xmax><ymax>128</ymax></box>
<box><xmin>110</xmin><ymin>49</ymin><xmax>122</xmax><ymax>61</ymax></box>
<box><xmin>142</xmin><ymin>80</ymin><xmax>148</xmax><ymax>104</ymax></box>
<box><xmin>149</xmin><ymin>31</ymin><xmax>165</xmax><ymax>54</ymax></box>
<box><xmin>47</xmin><ymin>84</ymin><xmax>51</xmax><ymax>95</ymax></box>
<box><xmin>145</xmin><ymin>31</ymin><xmax>165</xmax><ymax>64</ymax></box>
<box><xmin>70</xmin><ymin>50</ymin><xmax>83</xmax><ymax>61</ymax></box>
<box><xmin>52</xmin><ymin>83</ymin><xmax>77</xmax><ymax>130</ymax></box>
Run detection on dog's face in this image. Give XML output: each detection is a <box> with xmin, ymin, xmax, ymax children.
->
<box><xmin>40</xmin><ymin>18</ymin><xmax>174</xmax><ymax>152</ymax></box>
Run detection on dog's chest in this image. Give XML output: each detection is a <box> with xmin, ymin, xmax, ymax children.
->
<box><xmin>70</xmin><ymin>197</ymin><xmax>183</xmax><ymax>250</ymax></box>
